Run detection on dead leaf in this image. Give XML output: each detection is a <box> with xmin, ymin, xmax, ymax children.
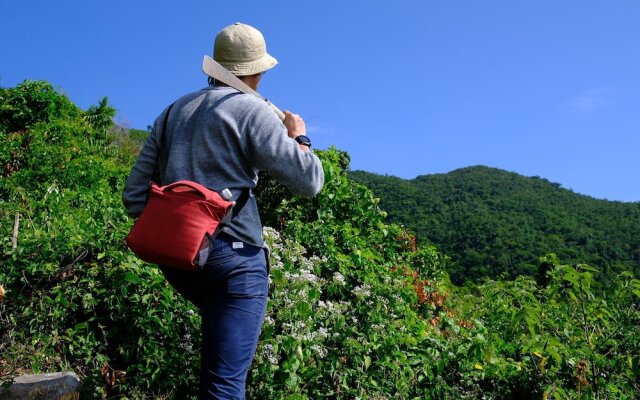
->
<box><xmin>101</xmin><ymin>363</ymin><xmax>115</xmax><ymax>387</ymax></box>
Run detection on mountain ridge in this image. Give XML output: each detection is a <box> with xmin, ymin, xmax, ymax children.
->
<box><xmin>374</xmin><ymin>164</ymin><xmax>635</xmax><ymax>203</ymax></box>
<box><xmin>348</xmin><ymin>165</ymin><xmax>640</xmax><ymax>285</ymax></box>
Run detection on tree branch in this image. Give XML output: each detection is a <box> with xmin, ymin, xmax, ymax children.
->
<box><xmin>12</xmin><ymin>212</ymin><xmax>20</xmax><ymax>249</ymax></box>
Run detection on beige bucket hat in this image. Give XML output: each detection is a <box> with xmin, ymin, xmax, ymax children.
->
<box><xmin>213</xmin><ymin>22</ymin><xmax>278</xmax><ymax>76</ymax></box>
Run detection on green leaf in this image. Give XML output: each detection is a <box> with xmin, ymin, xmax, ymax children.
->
<box><xmin>295</xmin><ymin>301</ymin><xmax>312</xmax><ymax>318</ymax></box>
<box><xmin>547</xmin><ymin>347</ymin><xmax>562</xmax><ymax>365</ymax></box>
<box><xmin>364</xmin><ymin>355</ymin><xmax>371</xmax><ymax>370</ymax></box>
<box><xmin>577</xmin><ymin>264</ymin><xmax>599</xmax><ymax>273</ymax></box>
<box><xmin>124</xmin><ymin>271</ymin><xmax>141</xmax><ymax>284</ymax></box>
<box><xmin>296</xmin><ymin>345</ymin><xmax>303</xmax><ymax>359</ymax></box>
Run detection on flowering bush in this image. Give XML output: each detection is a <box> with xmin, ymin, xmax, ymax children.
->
<box><xmin>249</xmin><ymin>149</ymin><xmax>484</xmax><ymax>399</ymax></box>
<box><xmin>249</xmin><ymin>227</ymin><xmax>459</xmax><ymax>399</ymax></box>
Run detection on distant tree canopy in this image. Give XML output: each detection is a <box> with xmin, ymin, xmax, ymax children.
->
<box><xmin>349</xmin><ymin>167</ymin><xmax>640</xmax><ymax>285</ymax></box>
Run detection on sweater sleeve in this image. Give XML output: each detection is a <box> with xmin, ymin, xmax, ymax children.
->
<box><xmin>121</xmin><ymin>114</ymin><xmax>163</xmax><ymax>217</ymax></box>
<box><xmin>246</xmin><ymin>104</ymin><xmax>324</xmax><ymax>197</ymax></box>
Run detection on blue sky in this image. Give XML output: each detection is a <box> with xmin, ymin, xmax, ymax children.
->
<box><xmin>2</xmin><ymin>1</ymin><xmax>639</xmax><ymax>201</ymax></box>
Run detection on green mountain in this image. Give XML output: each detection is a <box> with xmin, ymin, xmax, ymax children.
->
<box><xmin>349</xmin><ymin>166</ymin><xmax>640</xmax><ymax>285</ymax></box>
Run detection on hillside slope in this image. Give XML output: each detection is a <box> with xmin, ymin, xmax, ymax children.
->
<box><xmin>349</xmin><ymin>166</ymin><xmax>640</xmax><ymax>284</ymax></box>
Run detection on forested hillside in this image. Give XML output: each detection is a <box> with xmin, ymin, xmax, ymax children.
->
<box><xmin>349</xmin><ymin>168</ymin><xmax>640</xmax><ymax>285</ymax></box>
<box><xmin>1</xmin><ymin>81</ymin><xmax>639</xmax><ymax>399</ymax></box>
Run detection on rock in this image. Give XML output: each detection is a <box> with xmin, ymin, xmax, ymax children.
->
<box><xmin>0</xmin><ymin>372</ymin><xmax>81</xmax><ymax>399</ymax></box>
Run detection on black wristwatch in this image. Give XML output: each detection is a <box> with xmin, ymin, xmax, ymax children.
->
<box><xmin>295</xmin><ymin>135</ymin><xmax>311</xmax><ymax>148</ymax></box>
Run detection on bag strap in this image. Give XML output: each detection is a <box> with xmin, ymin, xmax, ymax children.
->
<box><xmin>158</xmin><ymin>103</ymin><xmax>175</xmax><ymax>151</ymax></box>
<box><xmin>232</xmin><ymin>188</ymin><xmax>250</xmax><ymax>219</ymax></box>
<box><xmin>152</xmin><ymin>103</ymin><xmax>175</xmax><ymax>184</ymax></box>
<box><xmin>215</xmin><ymin>188</ymin><xmax>250</xmax><ymax>239</ymax></box>
<box><xmin>162</xmin><ymin>180</ymin><xmax>217</xmax><ymax>201</ymax></box>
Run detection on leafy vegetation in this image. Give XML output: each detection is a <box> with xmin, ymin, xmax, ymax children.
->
<box><xmin>1</xmin><ymin>81</ymin><xmax>639</xmax><ymax>398</ymax></box>
<box><xmin>349</xmin><ymin>168</ymin><xmax>640</xmax><ymax>285</ymax></box>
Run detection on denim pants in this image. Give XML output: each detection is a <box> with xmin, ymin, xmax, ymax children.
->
<box><xmin>160</xmin><ymin>232</ymin><xmax>269</xmax><ymax>400</ymax></box>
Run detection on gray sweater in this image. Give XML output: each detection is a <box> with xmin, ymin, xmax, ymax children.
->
<box><xmin>122</xmin><ymin>86</ymin><xmax>324</xmax><ymax>247</ymax></box>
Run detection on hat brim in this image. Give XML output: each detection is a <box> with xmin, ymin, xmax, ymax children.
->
<box><xmin>217</xmin><ymin>53</ymin><xmax>278</xmax><ymax>76</ymax></box>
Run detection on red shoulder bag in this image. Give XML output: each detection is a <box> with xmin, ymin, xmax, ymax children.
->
<box><xmin>125</xmin><ymin>180</ymin><xmax>234</xmax><ymax>271</ymax></box>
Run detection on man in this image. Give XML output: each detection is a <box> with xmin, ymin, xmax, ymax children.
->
<box><xmin>123</xmin><ymin>22</ymin><xmax>324</xmax><ymax>399</ymax></box>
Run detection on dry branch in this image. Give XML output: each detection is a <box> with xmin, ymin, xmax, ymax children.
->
<box><xmin>12</xmin><ymin>212</ymin><xmax>20</xmax><ymax>249</ymax></box>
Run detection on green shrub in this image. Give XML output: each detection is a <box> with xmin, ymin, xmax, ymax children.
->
<box><xmin>454</xmin><ymin>256</ymin><xmax>640</xmax><ymax>398</ymax></box>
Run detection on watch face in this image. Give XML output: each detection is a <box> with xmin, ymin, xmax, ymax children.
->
<box><xmin>296</xmin><ymin>135</ymin><xmax>311</xmax><ymax>146</ymax></box>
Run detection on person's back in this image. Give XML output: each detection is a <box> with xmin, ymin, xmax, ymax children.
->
<box><xmin>122</xmin><ymin>22</ymin><xmax>324</xmax><ymax>399</ymax></box>
<box><xmin>124</xmin><ymin>84</ymin><xmax>323</xmax><ymax>247</ymax></box>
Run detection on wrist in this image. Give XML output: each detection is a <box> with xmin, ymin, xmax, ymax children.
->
<box><xmin>289</xmin><ymin>131</ymin><xmax>306</xmax><ymax>139</ymax></box>
<box><xmin>294</xmin><ymin>135</ymin><xmax>311</xmax><ymax>148</ymax></box>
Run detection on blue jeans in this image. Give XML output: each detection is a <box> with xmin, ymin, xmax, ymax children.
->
<box><xmin>160</xmin><ymin>232</ymin><xmax>269</xmax><ymax>399</ymax></box>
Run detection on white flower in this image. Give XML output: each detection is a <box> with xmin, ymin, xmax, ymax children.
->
<box><xmin>261</xmin><ymin>343</ymin><xmax>279</xmax><ymax>365</ymax></box>
<box><xmin>318</xmin><ymin>300</ymin><xmax>336</xmax><ymax>312</ymax></box>
<box><xmin>311</xmin><ymin>344</ymin><xmax>328</xmax><ymax>358</ymax></box>
<box><xmin>270</xmin><ymin>260</ymin><xmax>284</xmax><ymax>270</ymax></box>
<box><xmin>352</xmin><ymin>284</ymin><xmax>371</xmax><ymax>298</ymax></box>
<box><xmin>299</xmin><ymin>269</ymin><xmax>319</xmax><ymax>283</ymax></box>
<box><xmin>262</xmin><ymin>226</ymin><xmax>280</xmax><ymax>240</ymax></box>
<box><xmin>332</xmin><ymin>272</ymin><xmax>346</xmax><ymax>285</ymax></box>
